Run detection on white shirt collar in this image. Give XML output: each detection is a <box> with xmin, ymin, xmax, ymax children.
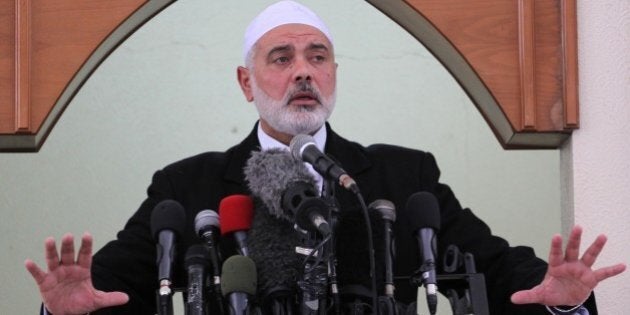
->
<box><xmin>257</xmin><ymin>123</ymin><xmax>327</xmax><ymax>152</ymax></box>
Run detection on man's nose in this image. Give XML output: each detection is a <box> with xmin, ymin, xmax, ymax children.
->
<box><xmin>293</xmin><ymin>57</ymin><xmax>312</xmax><ymax>82</ymax></box>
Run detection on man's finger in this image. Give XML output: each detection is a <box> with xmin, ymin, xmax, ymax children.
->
<box><xmin>77</xmin><ymin>232</ymin><xmax>93</xmax><ymax>268</ymax></box>
<box><xmin>548</xmin><ymin>235</ymin><xmax>564</xmax><ymax>267</ymax></box>
<box><xmin>95</xmin><ymin>291</ymin><xmax>130</xmax><ymax>309</ymax></box>
<box><xmin>24</xmin><ymin>259</ymin><xmax>47</xmax><ymax>285</ymax></box>
<box><xmin>564</xmin><ymin>225</ymin><xmax>582</xmax><ymax>262</ymax></box>
<box><xmin>59</xmin><ymin>233</ymin><xmax>76</xmax><ymax>265</ymax></box>
<box><xmin>580</xmin><ymin>234</ymin><xmax>606</xmax><ymax>267</ymax></box>
<box><xmin>594</xmin><ymin>263</ymin><xmax>627</xmax><ymax>282</ymax></box>
<box><xmin>511</xmin><ymin>288</ymin><xmax>542</xmax><ymax>305</ymax></box>
<box><xmin>44</xmin><ymin>237</ymin><xmax>60</xmax><ymax>272</ymax></box>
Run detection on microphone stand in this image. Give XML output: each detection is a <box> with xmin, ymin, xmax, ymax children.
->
<box><xmin>322</xmin><ymin>178</ymin><xmax>341</xmax><ymax>315</ymax></box>
<box><xmin>297</xmin><ymin>231</ymin><xmax>329</xmax><ymax>315</ymax></box>
<box><xmin>156</xmin><ymin>280</ymin><xmax>174</xmax><ymax>315</ymax></box>
<box><xmin>410</xmin><ymin>258</ymin><xmax>438</xmax><ymax>315</ymax></box>
<box><xmin>296</xmin><ymin>179</ymin><xmax>338</xmax><ymax>315</ymax></box>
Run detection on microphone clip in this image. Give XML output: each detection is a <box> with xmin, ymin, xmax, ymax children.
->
<box><xmin>409</xmin><ymin>261</ymin><xmax>436</xmax><ymax>287</ymax></box>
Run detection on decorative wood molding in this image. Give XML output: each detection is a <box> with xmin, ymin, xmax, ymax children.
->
<box><xmin>518</xmin><ymin>0</ymin><xmax>536</xmax><ymax>131</ymax></box>
<box><xmin>15</xmin><ymin>0</ymin><xmax>31</xmax><ymax>133</ymax></box>
<box><xmin>562</xmin><ymin>0</ymin><xmax>579</xmax><ymax>128</ymax></box>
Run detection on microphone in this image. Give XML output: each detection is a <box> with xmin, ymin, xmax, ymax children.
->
<box><xmin>282</xmin><ymin>181</ymin><xmax>331</xmax><ymax>236</ymax></box>
<box><xmin>219</xmin><ymin>195</ymin><xmax>254</xmax><ymax>256</ymax></box>
<box><xmin>369</xmin><ymin>199</ymin><xmax>396</xmax><ymax>298</ymax></box>
<box><xmin>221</xmin><ymin>255</ymin><xmax>257</xmax><ymax>315</ymax></box>
<box><xmin>244</xmin><ymin>148</ymin><xmax>331</xmax><ymax>236</ymax></box>
<box><xmin>405</xmin><ymin>192</ymin><xmax>441</xmax><ymax>315</ymax></box>
<box><xmin>194</xmin><ymin>209</ymin><xmax>227</xmax><ymax>315</ymax></box>
<box><xmin>150</xmin><ymin>199</ymin><xmax>186</xmax><ymax>315</ymax></box>
<box><xmin>289</xmin><ymin>134</ymin><xmax>358</xmax><ymax>193</ymax></box>
<box><xmin>185</xmin><ymin>244</ymin><xmax>211</xmax><ymax>315</ymax></box>
<box><xmin>247</xmin><ymin>197</ymin><xmax>301</xmax><ymax>314</ymax></box>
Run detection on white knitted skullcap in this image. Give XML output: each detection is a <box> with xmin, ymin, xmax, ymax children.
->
<box><xmin>243</xmin><ymin>1</ymin><xmax>333</xmax><ymax>62</ymax></box>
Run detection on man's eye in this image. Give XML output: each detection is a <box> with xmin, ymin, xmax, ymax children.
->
<box><xmin>312</xmin><ymin>55</ymin><xmax>326</xmax><ymax>62</ymax></box>
<box><xmin>274</xmin><ymin>56</ymin><xmax>290</xmax><ymax>64</ymax></box>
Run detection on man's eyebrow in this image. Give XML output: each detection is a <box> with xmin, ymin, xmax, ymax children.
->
<box><xmin>307</xmin><ymin>43</ymin><xmax>329</xmax><ymax>51</ymax></box>
<box><xmin>267</xmin><ymin>44</ymin><xmax>293</xmax><ymax>57</ymax></box>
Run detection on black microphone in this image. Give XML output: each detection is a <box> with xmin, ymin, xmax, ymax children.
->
<box><xmin>369</xmin><ymin>199</ymin><xmax>397</xmax><ymax>298</ymax></box>
<box><xmin>405</xmin><ymin>192</ymin><xmax>441</xmax><ymax>315</ymax></box>
<box><xmin>221</xmin><ymin>255</ymin><xmax>257</xmax><ymax>315</ymax></box>
<box><xmin>290</xmin><ymin>134</ymin><xmax>359</xmax><ymax>193</ymax></box>
<box><xmin>282</xmin><ymin>181</ymin><xmax>331</xmax><ymax>236</ymax></box>
<box><xmin>150</xmin><ymin>199</ymin><xmax>186</xmax><ymax>315</ymax></box>
<box><xmin>194</xmin><ymin>209</ymin><xmax>225</xmax><ymax>315</ymax></box>
<box><xmin>244</xmin><ymin>148</ymin><xmax>331</xmax><ymax>236</ymax></box>
<box><xmin>185</xmin><ymin>244</ymin><xmax>211</xmax><ymax>315</ymax></box>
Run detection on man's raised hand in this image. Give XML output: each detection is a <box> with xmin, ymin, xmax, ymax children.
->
<box><xmin>511</xmin><ymin>226</ymin><xmax>626</xmax><ymax>307</ymax></box>
<box><xmin>25</xmin><ymin>232</ymin><xmax>128</xmax><ymax>315</ymax></box>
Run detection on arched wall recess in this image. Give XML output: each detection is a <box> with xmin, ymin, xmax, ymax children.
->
<box><xmin>0</xmin><ymin>0</ymin><xmax>578</xmax><ymax>151</ymax></box>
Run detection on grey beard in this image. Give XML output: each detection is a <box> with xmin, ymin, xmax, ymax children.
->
<box><xmin>251</xmin><ymin>79</ymin><xmax>335</xmax><ymax>136</ymax></box>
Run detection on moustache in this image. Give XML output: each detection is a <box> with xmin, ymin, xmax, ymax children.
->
<box><xmin>285</xmin><ymin>81</ymin><xmax>322</xmax><ymax>105</ymax></box>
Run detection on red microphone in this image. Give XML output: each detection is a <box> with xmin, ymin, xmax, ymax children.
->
<box><xmin>219</xmin><ymin>194</ymin><xmax>254</xmax><ymax>256</ymax></box>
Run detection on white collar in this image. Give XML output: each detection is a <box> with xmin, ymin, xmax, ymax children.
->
<box><xmin>257</xmin><ymin>123</ymin><xmax>327</xmax><ymax>153</ymax></box>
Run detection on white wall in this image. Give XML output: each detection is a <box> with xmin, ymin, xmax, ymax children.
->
<box><xmin>0</xmin><ymin>1</ymin><xmax>572</xmax><ymax>314</ymax></box>
<box><xmin>560</xmin><ymin>1</ymin><xmax>630</xmax><ymax>313</ymax></box>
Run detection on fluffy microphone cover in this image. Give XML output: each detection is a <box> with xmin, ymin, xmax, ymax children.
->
<box><xmin>244</xmin><ymin>148</ymin><xmax>317</xmax><ymax>221</ymax></box>
<box><xmin>247</xmin><ymin>198</ymin><xmax>302</xmax><ymax>300</ymax></box>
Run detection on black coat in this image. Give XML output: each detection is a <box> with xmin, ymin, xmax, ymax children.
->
<box><xmin>91</xmin><ymin>123</ymin><xmax>596</xmax><ymax>314</ymax></box>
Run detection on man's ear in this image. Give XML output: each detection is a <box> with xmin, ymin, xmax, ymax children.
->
<box><xmin>237</xmin><ymin>66</ymin><xmax>254</xmax><ymax>102</ymax></box>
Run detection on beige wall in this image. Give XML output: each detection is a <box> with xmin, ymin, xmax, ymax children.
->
<box><xmin>560</xmin><ymin>1</ymin><xmax>630</xmax><ymax>313</ymax></box>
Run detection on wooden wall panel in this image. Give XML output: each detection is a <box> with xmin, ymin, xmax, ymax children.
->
<box><xmin>0</xmin><ymin>0</ymin><xmax>175</xmax><ymax>151</ymax></box>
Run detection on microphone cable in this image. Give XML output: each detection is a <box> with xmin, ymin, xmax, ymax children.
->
<box><xmin>315</xmin><ymin>154</ymin><xmax>378</xmax><ymax>314</ymax></box>
<box><xmin>301</xmin><ymin>233</ymin><xmax>332</xmax><ymax>271</ymax></box>
<box><xmin>353</xmin><ymin>191</ymin><xmax>379</xmax><ymax>315</ymax></box>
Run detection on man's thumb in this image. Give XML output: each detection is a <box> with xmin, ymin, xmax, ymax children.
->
<box><xmin>96</xmin><ymin>291</ymin><xmax>129</xmax><ymax>308</ymax></box>
<box><xmin>511</xmin><ymin>289</ymin><xmax>539</xmax><ymax>304</ymax></box>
